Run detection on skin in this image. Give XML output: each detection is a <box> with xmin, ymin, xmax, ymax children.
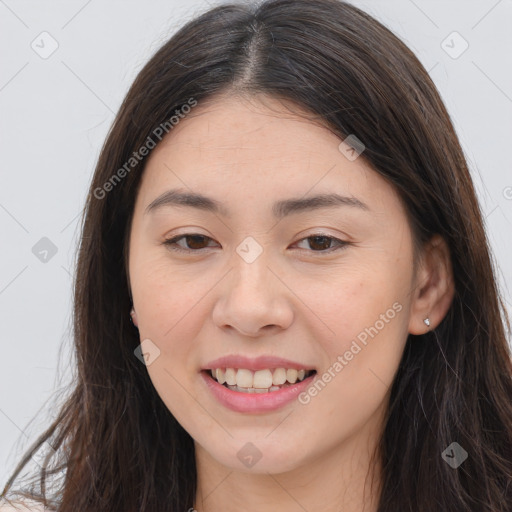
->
<box><xmin>128</xmin><ymin>93</ymin><xmax>454</xmax><ymax>512</ymax></box>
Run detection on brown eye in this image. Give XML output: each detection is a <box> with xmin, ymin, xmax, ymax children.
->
<box><xmin>163</xmin><ymin>234</ymin><xmax>218</xmax><ymax>252</ymax></box>
<box><xmin>307</xmin><ymin>236</ymin><xmax>333</xmax><ymax>251</ymax></box>
<box><xmin>182</xmin><ymin>235</ymin><xmax>210</xmax><ymax>249</ymax></box>
<box><xmin>295</xmin><ymin>234</ymin><xmax>348</xmax><ymax>253</ymax></box>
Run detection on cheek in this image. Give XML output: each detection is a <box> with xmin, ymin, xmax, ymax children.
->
<box><xmin>131</xmin><ymin>249</ymin><xmax>209</xmax><ymax>336</ymax></box>
<box><xmin>133</xmin><ymin>269</ymin><xmax>208</xmax><ymax>416</ymax></box>
<box><xmin>130</xmin><ymin>254</ymin><xmax>210</xmax><ymax>404</ymax></box>
<box><xmin>294</xmin><ymin>300</ymin><xmax>407</xmax><ymax>453</ymax></box>
<box><xmin>300</xmin><ymin>261</ymin><xmax>410</xmax><ymax>409</ymax></box>
<box><xmin>300</xmin><ymin>258</ymin><xmax>408</xmax><ymax>344</ymax></box>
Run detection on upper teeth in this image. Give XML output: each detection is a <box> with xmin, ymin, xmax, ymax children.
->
<box><xmin>210</xmin><ymin>368</ymin><xmax>311</xmax><ymax>388</ymax></box>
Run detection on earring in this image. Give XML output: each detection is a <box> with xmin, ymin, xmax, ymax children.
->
<box><xmin>130</xmin><ymin>308</ymin><xmax>138</xmax><ymax>328</ymax></box>
<box><xmin>423</xmin><ymin>317</ymin><xmax>430</xmax><ymax>328</ymax></box>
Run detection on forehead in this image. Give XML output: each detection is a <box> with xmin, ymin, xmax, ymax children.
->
<box><xmin>148</xmin><ymin>95</ymin><xmax>347</xmax><ymax>166</ymax></box>
<box><xmin>137</xmin><ymin>94</ymin><xmax>403</xmax><ymax>219</ymax></box>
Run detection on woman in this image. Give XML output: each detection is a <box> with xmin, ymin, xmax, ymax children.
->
<box><xmin>2</xmin><ymin>0</ymin><xmax>511</xmax><ymax>510</ymax></box>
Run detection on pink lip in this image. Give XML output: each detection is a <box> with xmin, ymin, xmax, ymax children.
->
<box><xmin>203</xmin><ymin>355</ymin><xmax>314</xmax><ymax>371</ymax></box>
<box><xmin>200</xmin><ymin>370</ymin><xmax>316</xmax><ymax>414</ymax></box>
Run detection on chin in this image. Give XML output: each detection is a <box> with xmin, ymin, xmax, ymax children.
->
<box><xmin>204</xmin><ymin>436</ymin><xmax>309</xmax><ymax>475</ymax></box>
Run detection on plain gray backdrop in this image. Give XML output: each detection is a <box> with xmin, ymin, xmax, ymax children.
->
<box><xmin>1</xmin><ymin>0</ymin><xmax>511</xmax><ymax>487</ymax></box>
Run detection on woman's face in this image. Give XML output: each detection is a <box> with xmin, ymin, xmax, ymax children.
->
<box><xmin>128</xmin><ymin>94</ymin><xmax>419</xmax><ymax>474</ymax></box>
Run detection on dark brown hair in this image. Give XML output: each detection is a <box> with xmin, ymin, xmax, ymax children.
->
<box><xmin>2</xmin><ymin>0</ymin><xmax>511</xmax><ymax>510</ymax></box>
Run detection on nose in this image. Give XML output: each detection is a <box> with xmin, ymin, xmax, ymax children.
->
<box><xmin>212</xmin><ymin>254</ymin><xmax>294</xmax><ymax>337</ymax></box>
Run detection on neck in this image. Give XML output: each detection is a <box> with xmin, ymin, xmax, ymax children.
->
<box><xmin>193</xmin><ymin>413</ymin><xmax>384</xmax><ymax>512</ymax></box>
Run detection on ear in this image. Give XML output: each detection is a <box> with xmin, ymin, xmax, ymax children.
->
<box><xmin>408</xmin><ymin>234</ymin><xmax>455</xmax><ymax>334</ymax></box>
<box><xmin>130</xmin><ymin>307</ymin><xmax>139</xmax><ymax>327</ymax></box>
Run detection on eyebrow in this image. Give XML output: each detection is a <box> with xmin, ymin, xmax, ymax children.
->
<box><xmin>144</xmin><ymin>188</ymin><xmax>369</xmax><ymax>218</ymax></box>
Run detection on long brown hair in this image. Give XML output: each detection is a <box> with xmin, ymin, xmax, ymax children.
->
<box><xmin>2</xmin><ymin>0</ymin><xmax>511</xmax><ymax>510</ymax></box>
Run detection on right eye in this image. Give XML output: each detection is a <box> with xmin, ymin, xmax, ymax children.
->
<box><xmin>163</xmin><ymin>234</ymin><xmax>220</xmax><ymax>253</ymax></box>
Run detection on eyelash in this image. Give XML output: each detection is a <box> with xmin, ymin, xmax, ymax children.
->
<box><xmin>162</xmin><ymin>233</ymin><xmax>349</xmax><ymax>255</ymax></box>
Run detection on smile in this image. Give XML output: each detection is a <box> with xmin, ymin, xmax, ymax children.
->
<box><xmin>201</xmin><ymin>367</ymin><xmax>317</xmax><ymax>413</ymax></box>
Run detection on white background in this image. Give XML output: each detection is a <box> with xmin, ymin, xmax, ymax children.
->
<box><xmin>1</xmin><ymin>0</ymin><xmax>511</xmax><ymax>487</ymax></box>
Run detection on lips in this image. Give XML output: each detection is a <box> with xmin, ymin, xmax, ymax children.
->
<box><xmin>201</xmin><ymin>369</ymin><xmax>316</xmax><ymax>412</ymax></box>
<box><xmin>199</xmin><ymin>354</ymin><xmax>317</xmax><ymax>412</ymax></box>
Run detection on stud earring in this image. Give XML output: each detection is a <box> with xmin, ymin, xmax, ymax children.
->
<box><xmin>130</xmin><ymin>308</ymin><xmax>138</xmax><ymax>328</ymax></box>
<box><xmin>423</xmin><ymin>317</ymin><xmax>430</xmax><ymax>328</ymax></box>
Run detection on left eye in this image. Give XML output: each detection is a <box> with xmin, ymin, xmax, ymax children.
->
<box><xmin>294</xmin><ymin>235</ymin><xmax>347</xmax><ymax>252</ymax></box>
<box><xmin>163</xmin><ymin>233</ymin><xmax>348</xmax><ymax>253</ymax></box>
